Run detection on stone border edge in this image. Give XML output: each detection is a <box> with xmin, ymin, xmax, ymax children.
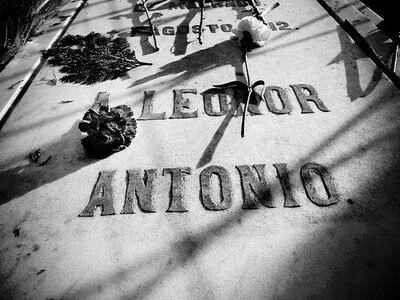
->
<box><xmin>0</xmin><ymin>0</ymin><xmax>88</xmax><ymax>129</ymax></box>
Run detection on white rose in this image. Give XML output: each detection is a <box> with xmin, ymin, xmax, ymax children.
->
<box><xmin>234</xmin><ymin>16</ymin><xmax>271</xmax><ymax>47</ymax></box>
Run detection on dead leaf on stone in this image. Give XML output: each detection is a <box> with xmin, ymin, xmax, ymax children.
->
<box><xmin>6</xmin><ymin>80</ymin><xmax>23</xmax><ymax>90</ymax></box>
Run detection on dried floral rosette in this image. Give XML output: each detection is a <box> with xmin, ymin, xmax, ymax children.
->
<box><xmin>78</xmin><ymin>104</ymin><xmax>137</xmax><ymax>156</ymax></box>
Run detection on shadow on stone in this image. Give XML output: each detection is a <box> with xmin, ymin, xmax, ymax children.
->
<box><xmin>328</xmin><ymin>25</ymin><xmax>392</xmax><ymax>101</ymax></box>
<box><xmin>172</xmin><ymin>9</ymin><xmax>197</xmax><ymax>56</ymax></box>
<box><xmin>63</xmin><ymin>84</ymin><xmax>400</xmax><ymax>299</ymax></box>
<box><xmin>130</xmin><ymin>39</ymin><xmax>243</xmax><ymax>89</ymax></box>
<box><xmin>0</xmin><ymin>120</ymin><xmax>105</xmax><ymax>205</ymax></box>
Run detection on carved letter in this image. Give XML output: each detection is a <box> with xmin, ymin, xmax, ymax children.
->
<box><xmin>235</xmin><ymin>103</ymin><xmax>262</xmax><ymax>116</ymax></box>
<box><xmin>121</xmin><ymin>169</ymin><xmax>157</xmax><ymax>214</ymax></box>
<box><xmin>290</xmin><ymin>84</ymin><xmax>330</xmax><ymax>113</ymax></box>
<box><xmin>268</xmin><ymin>22</ymin><xmax>277</xmax><ymax>31</ymax></box>
<box><xmin>139</xmin><ymin>90</ymin><xmax>166</xmax><ymax>120</ymax></box>
<box><xmin>206</xmin><ymin>24</ymin><xmax>219</xmax><ymax>33</ymax></box>
<box><xmin>169</xmin><ymin>2</ymin><xmax>185</xmax><ymax>9</ymax></box>
<box><xmin>163</xmin><ymin>26</ymin><xmax>175</xmax><ymax>35</ymax></box>
<box><xmin>273</xmin><ymin>164</ymin><xmax>300</xmax><ymax>207</ymax></box>
<box><xmin>79</xmin><ymin>171</ymin><xmax>116</xmax><ymax>217</ymax></box>
<box><xmin>192</xmin><ymin>25</ymin><xmax>200</xmax><ymax>34</ymax></box>
<box><xmin>162</xmin><ymin>167</ymin><xmax>191</xmax><ymax>212</ymax></box>
<box><xmin>237</xmin><ymin>0</ymin><xmax>249</xmax><ymax>6</ymax></box>
<box><xmin>186</xmin><ymin>1</ymin><xmax>198</xmax><ymax>9</ymax></box>
<box><xmin>170</xmin><ymin>89</ymin><xmax>198</xmax><ymax>119</ymax></box>
<box><xmin>133</xmin><ymin>4</ymin><xmax>144</xmax><ymax>12</ymax></box>
<box><xmin>131</xmin><ymin>26</ymin><xmax>152</xmax><ymax>37</ymax></box>
<box><xmin>264</xmin><ymin>86</ymin><xmax>292</xmax><ymax>114</ymax></box>
<box><xmin>234</xmin><ymin>89</ymin><xmax>262</xmax><ymax>116</ymax></box>
<box><xmin>236</xmin><ymin>165</ymin><xmax>274</xmax><ymax>209</ymax></box>
<box><xmin>200</xmin><ymin>166</ymin><xmax>232</xmax><ymax>210</ymax></box>
<box><xmin>300</xmin><ymin>163</ymin><xmax>339</xmax><ymax>206</ymax></box>
<box><xmin>203</xmin><ymin>92</ymin><xmax>229</xmax><ymax>116</ymax></box>
<box><xmin>211</xmin><ymin>1</ymin><xmax>224</xmax><ymax>8</ymax></box>
<box><xmin>221</xmin><ymin>24</ymin><xmax>232</xmax><ymax>32</ymax></box>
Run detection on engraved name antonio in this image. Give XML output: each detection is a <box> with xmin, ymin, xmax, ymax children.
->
<box><xmin>79</xmin><ymin>163</ymin><xmax>339</xmax><ymax>217</ymax></box>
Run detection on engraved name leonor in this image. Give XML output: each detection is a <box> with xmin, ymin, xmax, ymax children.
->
<box><xmin>138</xmin><ymin>84</ymin><xmax>330</xmax><ymax>120</ymax></box>
<box><xmin>79</xmin><ymin>163</ymin><xmax>339</xmax><ymax>217</ymax></box>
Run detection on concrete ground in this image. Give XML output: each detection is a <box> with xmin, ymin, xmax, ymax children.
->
<box><xmin>0</xmin><ymin>0</ymin><xmax>399</xmax><ymax>298</ymax></box>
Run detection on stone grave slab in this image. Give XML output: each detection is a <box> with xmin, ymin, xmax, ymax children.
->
<box><xmin>0</xmin><ymin>0</ymin><xmax>399</xmax><ymax>298</ymax></box>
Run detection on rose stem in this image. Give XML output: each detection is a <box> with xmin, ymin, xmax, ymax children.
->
<box><xmin>142</xmin><ymin>0</ymin><xmax>159</xmax><ymax>51</ymax></box>
<box><xmin>241</xmin><ymin>50</ymin><xmax>252</xmax><ymax>138</ymax></box>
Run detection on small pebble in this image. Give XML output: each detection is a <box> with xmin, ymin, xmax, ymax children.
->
<box><xmin>13</xmin><ymin>228</ymin><xmax>20</xmax><ymax>237</ymax></box>
<box><xmin>29</xmin><ymin>149</ymin><xmax>41</xmax><ymax>162</ymax></box>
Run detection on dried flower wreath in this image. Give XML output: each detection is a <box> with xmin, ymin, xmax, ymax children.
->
<box><xmin>78</xmin><ymin>92</ymin><xmax>137</xmax><ymax>156</ymax></box>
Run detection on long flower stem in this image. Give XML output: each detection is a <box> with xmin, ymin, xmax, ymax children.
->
<box><xmin>198</xmin><ymin>0</ymin><xmax>205</xmax><ymax>44</ymax></box>
<box><xmin>241</xmin><ymin>51</ymin><xmax>252</xmax><ymax>138</ymax></box>
<box><xmin>244</xmin><ymin>51</ymin><xmax>251</xmax><ymax>87</ymax></box>
<box><xmin>142</xmin><ymin>0</ymin><xmax>159</xmax><ymax>51</ymax></box>
<box><xmin>248</xmin><ymin>0</ymin><xmax>266</xmax><ymax>26</ymax></box>
<box><xmin>249</xmin><ymin>1</ymin><xmax>280</xmax><ymax>26</ymax></box>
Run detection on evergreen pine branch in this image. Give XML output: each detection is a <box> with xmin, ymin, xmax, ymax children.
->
<box><xmin>43</xmin><ymin>32</ymin><xmax>152</xmax><ymax>85</ymax></box>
